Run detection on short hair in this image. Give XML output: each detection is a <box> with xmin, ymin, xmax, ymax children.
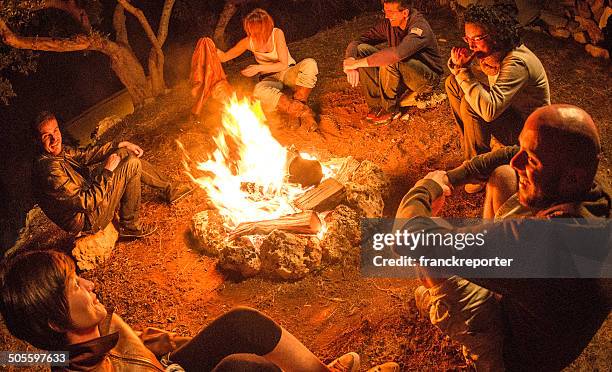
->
<box><xmin>0</xmin><ymin>250</ymin><xmax>74</xmax><ymax>350</ymax></box>
<box><xmin>464</xmin><ymin>4</ymin><xmax>521</xmax><ymax>53</ymax></box>
<box><xmin>31</xmin><ymin>111</ymin><xmax>56</xmax><ymax>139</ymax></box>
<box><xmin>383</xmin><ymin>0</ymin><xmax>412</xmax><ymax>10</ymax></box>
<box><xmin>243</xmin><ymin>8</ymin><xmax>274</xmax><ymax>46</ymax></box>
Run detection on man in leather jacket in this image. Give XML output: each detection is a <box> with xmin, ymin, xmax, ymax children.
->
<box><xmin>32</xmin><ymin>112</ymin><xmax>193</xmax><ymax>239</ymax></box>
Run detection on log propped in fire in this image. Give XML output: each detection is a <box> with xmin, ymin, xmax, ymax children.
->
<box><xmin>229</xmin><ymin>211</ymin><xmax>322</xmax><ymax>239</ymax></box>
<box><xmin>293</xmin><ymin>178</ymin><xmax>345</xmax><ymax>212</ymax></box>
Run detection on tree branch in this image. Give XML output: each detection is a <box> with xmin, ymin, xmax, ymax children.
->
<box><xmin>116</xmin><ymin>0</ymin><xmax>162</xmax><ymax>55</ymax></box>
<box><xmin>29</xmin><ymin>0</ymin><xmax>92</xmax><ymax>32</ymax></box>
<box><xmin>0</xmin><ymin>19</ymin><xmax>91</xmax><ymax>52</ymax></box>
<box><xmin>156</xmin><ymin>0</ymin><xmax>176</xmax><ymax>47</ymax></box>
<box><xmin>112</xmin><ymin>4</ymin><xmax>130</xmax><ymax>48</ymax></box>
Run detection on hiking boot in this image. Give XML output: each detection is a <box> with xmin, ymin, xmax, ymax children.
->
<box><xmin>373</xmin><ymin>109</ymin><xmax>401</xmax><ymax>125</ymax></box>
<box><xmin>414</xmin><ymin>285</ymin><xmax>432</xmax><ymax>318</ymax></box>
<box><xmin>366</xmin><ymin>362</ymin><xmax>401</xmax><ymax>372</ymax></box>
<box><xmin>464</xmin><ymin>183</ymin><xmax>484</xmax><ymax>194</ymax></box>
<box><xmin>327</xmin><ymin>352</ymin><xmax>360</xmax><ymax>372</ymax></box>
<box><xmin>365</xmin><ymin>107</ymin><xmax>383</xmax><ymax>121</ymax></box>
<box><xmin>166</xmin><ymin>182</ymin><xmax>195</xmax><ymax>204</ymax></box>
<box><xmin>119</xmin><ymin>223</ymin><xmax>157</xmax><ymax>239</ymax></box>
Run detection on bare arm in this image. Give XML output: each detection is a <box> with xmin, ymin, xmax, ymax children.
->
<box><xmin>217</xmin><ymin>37</ymin><xmax>248</xmax><ymax>63</ymax></box>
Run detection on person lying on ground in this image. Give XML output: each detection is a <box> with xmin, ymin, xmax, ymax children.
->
<box><xmin>343</xmin><ymin>0</ymin><xmax>443</xmax><ymax>125</ymax></box>
<box><xmin>395</xmin><ymin>104</ymin><xmax>610</xmax><ymax>371</ymax></box>
<box><xmin>445</xmin><ymin>4</ymin><xmax>550</xmax><ymax>193</ymax></box>
<box><xmin>0</xmin><ymin>249</ymin><xmax>400</xmax><ymax>372</ymax></box>
<box><xmin>32</xmin><ymin>111</ymin><xmax>193</xmax><ymax>240</ymax></box>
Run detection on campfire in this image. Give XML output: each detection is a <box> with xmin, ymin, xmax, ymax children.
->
<box><xmin>182</xmin><ymin>96</ymin><xmax>389</xmax><ymax>280</ymax></box>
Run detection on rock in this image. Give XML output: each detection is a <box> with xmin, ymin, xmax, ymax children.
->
<box><xmin>72</xmin><ymin>223</ymin><xmax>118</xmax><ymax>271</ymax></box>
<box><xmin>345</xmin><ymin>182</ymin><xmax>385</xmax><ymax>218</ymax></box>
<box><xmin>567</xmin><ymin>20</ymin><xmax>582</xmax><ymax>32</ymax></box>
<box><xmin>191</xmin><ymin>210</ymin><xmax>226</xmax><ymax>256</ymax></box>
<box><xmin>599</xmin><ymin>7</ymin><xmax>612</xmax><ymax>29</ymax></box>
<box><xmin>320</xmin><ymin>205</ymin><xmax>361</xmax><ymax>263</ymax></box>
<box><xmin>576</xmin><ymin>15</ymin><xmax>605</xmax><ymax>43</ymax></box>
<box><xmin>218</xmin><ymin>237</ymin><xmax>261</xmax><ymax>277</ymax></box>
<box><xmin>549</xmin><ymin>27</ymin><xmax>571</xmax><ymax>38</ymax></box>
<box><xmin>90</xmin><ymin>116</ymin><xmax>123</xmax><ymax>142</ymax></box>
<box><xmin>540</xmin><ymin>11</ymin><xmax>569</xmax><ymax>28</ymax></box>
<box><xmin>577</xmin><ymin>0</ymin><xmax>593</xmax><ymax>18</ymax></box>
<box><xmin>260</xmin><ymin>230</ymin><xmax>321</xmax><ymax>280</ymax></box>
<box><xmin>585</xmin><ymin>44</ymin><xmax>610</xmax><ymax>58</ymax></box>
<box><xmin>573</xmin><ymin>31</ymin><xmax>589</xmax><ymax>43</ymax></box>
<box><xmin>350</xmin><ymin>160</ymin><xmax>390</xmax><ymax>196</ymax></box>
<box><xmin>590</xmin><ymin>0</ymin><xmax>604</xmax><ymax>15</ymax></box>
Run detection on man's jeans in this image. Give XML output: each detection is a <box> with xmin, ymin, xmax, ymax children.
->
<box><xmin>356</xmin><ymin>43</ymin><xmax>439</xmax><ymax>111</ymax></box>
<box><xmin>88</xmin><ymin>148</ymin><xmax>171</xmax><ymax>232</ymax></box>
<box><xmin>428</xmin><ymin>276</ymin><xmax>505</xmax><ymax>371</ymax></box>
<box><xmin>445</xmin><ymin>75</ymin><xmax>523</xmax><ymax>161</ymax></box>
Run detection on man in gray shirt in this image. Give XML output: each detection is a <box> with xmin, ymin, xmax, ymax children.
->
<box><xmin>344</xmin><ymin>0</ymin><xmax>443</xmax><ymax>125</ymax></box>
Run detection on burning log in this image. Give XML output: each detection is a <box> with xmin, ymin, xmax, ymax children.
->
<box><xmin>229</xmin><ymin>210</ymin><xmax>322</xmax><ymax>239</ymax></box>
<box><xmin>293</xmin><ymin>178</ymin><xmax>345</xmax><ymax>212</ymax></box>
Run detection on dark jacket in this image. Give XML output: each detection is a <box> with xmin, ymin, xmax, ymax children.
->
<box><xmin>396</xmin><ymin>146</ymin><xmax>611</xmax><ymax>371</ymax></box>
<box><xmin>345</xmin><ymin>8</ymin><xmax>443</xmax><ymax>74</ymax></box>
<box><xmin>33</xmin><ymin>142</ymin><xmax>117</xmax><ymax>233</ymax></box>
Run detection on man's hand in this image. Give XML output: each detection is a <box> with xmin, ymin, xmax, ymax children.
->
<box><xmin>118</xmin><ymin>141</ymin><xmax>143</xmax><ymax>157</ymax></box>
<box><xmin>346</xmin><ymin>70</ymin><xmax>359</xmax><ymax>87</ymax></box>
<box><xmin>104</xmin><ymin>153</ymin><xmax>121</xmax><ymax>172</ymax></box>
<box><xmin>451</xmin><ymin>47</ymin><xmax>475</xmax><ymax>68</ymax></box>
<box><xmin>343</xmin><ymin>57</ymin><xmax>359</xmax><ymax>72</ymax></box>
<box><xmin>423</xmin><ymin>170</ymin><xmax>452</xmax><ymax>196</ymax></box>
<box><xmin>241</xmin><ymin>65</ymin><xmax>261</xmax><ymax>77</ymax></box>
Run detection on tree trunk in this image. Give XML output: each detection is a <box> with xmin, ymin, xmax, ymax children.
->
<box><xmin>97</xmin><ymin>38</ymin><xmax>152</xmax><ymax>108</ymax></box>
<box><xmin>148</xmin><ymin>50</ymin><xmax>165</xmax><ymax>97</ymax></box>
<box><xmin>213</xmin><ymin>1</ymin><xmax>239</xmax><ymax>50</ymax></box>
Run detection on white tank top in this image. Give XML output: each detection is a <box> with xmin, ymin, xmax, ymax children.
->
<box><xmin>249</xmin><ymin>28</ymin><xmax>296</xmax><ymax>66</ymax></box>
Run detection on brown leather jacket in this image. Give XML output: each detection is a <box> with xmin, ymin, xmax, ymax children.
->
<box><xmin>32</xmin><ymin>142</ymin><xmax>118</xmax><ymax>233</ymax></box>
<box><xmin>55</xmin><ymin>313</ymin><xmax>190</xmax><ymax>372</ymax></box>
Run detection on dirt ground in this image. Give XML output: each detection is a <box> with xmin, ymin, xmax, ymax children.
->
<box><xmin>2</xmin><ymin>8</ymin><xmax>611</xmax><ymax>371</ymax></box>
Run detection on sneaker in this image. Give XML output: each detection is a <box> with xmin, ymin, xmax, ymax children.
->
<box><xmin>167</xmin><ymin>183</ymin><xmax>195</xmax><ymax>204</ymax></box>
<box><xmin>464</xmin><ymin>183</ymin><xmax>484</xmax><ymax>194</ymax></box>
<box><xmin>327</xmin><ymin>352</ymin><xmax>360</xmax><ymax>372</ymax></box>
<box><xmin>119</xmin><ymin>223</ymin><xmax>157</xmax><ymax>239</ymax></box>
<box><xmin>414</xmin><ymin>285</ymin><xmax>432</xmax><ymax>317</ymax></box>
<box><xmin>373</xmin><ymin>110</ymin><xmax>401</xmax><ymax>125</ymax></box>
<box><xmin>366</xmin><ymin>362</ymin><xmax>400</xmax><ymax>372</ymax></box>
<box><xmin>365</xmin><ymin>107</ymin><xmax>383</xmax><ymax>121</ymax></box>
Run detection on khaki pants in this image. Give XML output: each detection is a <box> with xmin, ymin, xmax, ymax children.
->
<box><xmin>253</xmin><ymin>58</ymin><xmax>318</xmax><ymax>112</ymax></box>
<box><xmin>428</xmin><ymin>276</ymin><xmax>505</xmax><ymax>371</ymax></box>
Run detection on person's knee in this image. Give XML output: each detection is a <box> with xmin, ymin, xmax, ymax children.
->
<box><xmin>299</xmin><ymin>58</ymin><xmax>318</xmax><ymax>76</ymax></box>
<box><xmin>459</xmin><ymin>98</ymin><xmax>480</xmax><ymax>122</ymax></box>
<box><xmin>356</xmin><ymin>43</ymin><xmax>376</xmax><ymax>57</ymax></box>
<box><xmin>212</xmin><ymin>354</ymin><xmax>281</xmax><ymax>372</ymax></box>
<box><xmin>220</xmin><ymin>306</ymin><xmax>266</xmax><ymax>328</ymax></box>
<box><xmin>253</xmin><ymin>84</ymin><xmax>280</xmax><ymax>110</ymax></box>
<box><xmin>117</xmin><ymin>153</ymin><xmax>141</xmax><ymax>176</ymax></box>
<box><xmin>445</xmin><ymin>75</ymin><xmax>460</xmax><ymax>96</ymax></box>
<box><xmin>486</xmin><ymin>165</ymin><xmax>517</xmax><ymax>194</ymax></box>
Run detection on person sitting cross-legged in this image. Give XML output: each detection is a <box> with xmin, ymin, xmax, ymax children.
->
<box><xmin>31</xmin><ymin>111</ymin><xmax>194</xmax><ymax>239</ymax></box>
<box><xmin>0</xmin><ymin>250</ymin><xmax>400</xmax><ymax>372</ymax></box>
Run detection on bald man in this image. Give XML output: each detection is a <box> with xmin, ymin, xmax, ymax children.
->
<box><xmin>395</xmin><ymin>104</ymin><xmax>610</xmax><ymax>371</ymax></box>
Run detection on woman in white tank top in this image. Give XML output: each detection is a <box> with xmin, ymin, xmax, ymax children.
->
<box><xmin>217</xmin><ymin>8</ymin><xmax>319</xmax><ymax>131</ymax></box>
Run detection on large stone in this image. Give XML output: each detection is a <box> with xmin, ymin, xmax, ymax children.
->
<box><xmin>573</xmin><ymin>31</ymin><xmax>589</xmax><ymax>43</ymax></box>
<box><xmin>320</xmin><ymin>205</ymin><xmax>361</xmax><ymax>263</ymax></box>
<box><xmin>577</xmin><ymin>0</ymin><xmax>593</xmax><ymax>18</ymax></box>
<box><xmin>345</xmin><ymin>182</ymin><xmax>385</xmax><ymax>218</ymax></box>
<box><xmin>576</xmin><ymin>15</ymin><xmax>605</xmax><ymax>43</ymax></box>
<box><xmin>218</xmin><ymin>237</ymin><xmax>261</xmax><ymax>277</ymax></box>
<box><xmin>72</xmin><ymin>223</ymin><xmax>119</xmax><ymax>271</ymax></box>
<box><xmin>260</xmin><ymin>230</ymin><xmax>321</xmax><ymax>280</ymax></box>
<box><xmin>585</xmin><ymin>44</ymin><xmax>610</xmax><ymax>58</ymax></box>
<box><xmin>191</xmin><ymin>210</ymin><xmax>226</xmax><ymax>256</ymax></box>
<box><xmin>599</xmin><ymin>7</ymin><xmax>612</xmax><ymax>29</ymax></box>
<box><xmin>540</xmin><ymin>11</ymin><xmax>569</xmax><ymax>28</ymax></box>
<box><xmin>549</xmin><ymin>27</ymin><xmax>571</xmax><ymax>38</ymax></box>
<box><xmin>350</xmin><ymin>160</ymin><xmax>390</xmax><ymax>196</ymax></box>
